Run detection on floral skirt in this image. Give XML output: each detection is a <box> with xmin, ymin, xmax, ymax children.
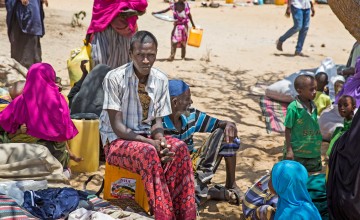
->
<box><xmin>105</xmin><ymin>136</ymin><xmax>196</xmax><ymax>220</ymax></box>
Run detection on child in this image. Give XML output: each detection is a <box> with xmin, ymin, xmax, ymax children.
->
<box><xmin>152</xmin><ymin>0</ymin><xmax>196</xmax><ymax>61</ymax></box>
<box><xmin>326</xmin><ymin>95</ymin><xmax>356</xmax><ymax>156</ymax></box>
<box><xmin>8</xmin><ymin>80</ymin><xmax>25</xmax><ymax>100</ymax></box>
<box><xmin>314</xmin><ymin>72</ymin><xmax>331</xmax><ymax>116</ymax></box>
<box><xmin>284</xmin><ymin>75</ymin><xmax>322</xmax><ymax>172</ymax></box>
<box><xmin>269</xmin><ymin>160</ymin><xmax>321</xmax><ymax>220</ymax></box>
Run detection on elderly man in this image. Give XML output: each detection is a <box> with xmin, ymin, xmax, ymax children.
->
<box><xmin>99</xmin><ymin>31</ymin><xmax>196</xmax><ymax>220</ymax></box>
<box><xmin>162</xmin><ymin>80</ymin><xmax>242</xmax><ymax>205</ymax></box>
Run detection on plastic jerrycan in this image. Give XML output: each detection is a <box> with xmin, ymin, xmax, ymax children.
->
<box><xmin>275</xmin><ymin>0</ymin><xmax>286</xmax><ymax>5</ymax></box>
<box><xmin>68</xmin><ymin>113</ymin><xmax>100</xmax><ymax>173</ymax></box>
<box><xmin>188</xmin><ymin>28</ymin><xmax>203</xmax><ymax>48</ymax></box>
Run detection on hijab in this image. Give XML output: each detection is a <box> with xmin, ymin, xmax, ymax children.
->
<box><xmin>86</xmin><ymin>0</ymin><xmax>147</xmax><ymax>35</ymax></box>
<box><xmin>335</xmin><ymin>57</ymin><xmax>360</xmax><ymax>108</ymax></box>
<box><xmin>327</xmin><ymin>108</ymin><xmax>360</xmax><ymax>219</ymax></box>
<box><xmin>272</xmin><ymin>160</ymin><xmax>321</xmax><ymax>220</ymax></box>
<box><xmin>0</xmin><ymin>63</ymin><xmax>78</xmax><ymax>142</ymax></box>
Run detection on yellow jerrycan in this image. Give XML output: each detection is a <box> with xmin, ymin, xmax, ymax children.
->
<box><xmin>68</xmin><ymin>113</ymin><xmax>99</xmax><ymax>173</ymax></box>
<box><xmin>275</xmin><ymin>0</ymin><xmax>286</xmax><ymax>5</ymax></box>
<box><xmin>188</xmin><ymin>28</ymin><xmax>203</xmax><ymax>48</ymax></box>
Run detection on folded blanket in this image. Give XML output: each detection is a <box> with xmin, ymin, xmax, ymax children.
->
<box><xmin>259</xmin><ymin>96</ymin><xmax>288</xmax><ymax>133</ymax></box>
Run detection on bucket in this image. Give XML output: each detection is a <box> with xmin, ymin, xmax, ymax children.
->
<box><xmin>68</xmin><ymin>113</ymin><xmax>100</xmax><ymax>173</ymax></box>
<box><xmin>274</xmin><ymin>0</ymin><xmax>286</xmax><ymax>5</ymax></box>
<box><xmin>188</xmin><ymin>28</ymin><xmax>203</xmax><ymax>48</ymax></box>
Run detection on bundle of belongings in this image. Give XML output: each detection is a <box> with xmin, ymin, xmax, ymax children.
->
<box><xmin>0</xmin><ymin>143</ymin><xmax>152</xmax><ymax>220</ymax></box>
<box><xmin>259</xmin><ymin>57</ymin><xmax>349</xmax><ymax>142</ymax></box>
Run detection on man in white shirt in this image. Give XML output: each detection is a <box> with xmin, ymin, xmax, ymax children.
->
<box><xmin>276</xmin><ymin>0</ymin><xmax>315</xmax><ymax>56</ymax></box>
<box><xmin>100</xmin><ymin>30</ymin><xmax>196</xmax><ymax>219</ymax></box>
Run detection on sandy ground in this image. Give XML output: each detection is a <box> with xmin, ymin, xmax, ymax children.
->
<box><xmin>0</xmin><ymin>0</ymin><xmax>355</xmax><ymax>219</ymax></box>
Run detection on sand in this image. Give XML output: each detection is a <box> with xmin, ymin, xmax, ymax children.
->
<box><xmin>0</xmin><ymin>1</ymin><xmax>354</xmax><ymax>219</ymax></box>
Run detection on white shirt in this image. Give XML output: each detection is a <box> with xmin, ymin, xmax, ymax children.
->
<box><xmin>99</xmin><ymin>62</ymin><xmax>171</xmax><ymax>145</ymax></box>
<box><xmin>291</xmin><ymin>0</ymin><xmax>311</xmax><ymax>9</ymax></box>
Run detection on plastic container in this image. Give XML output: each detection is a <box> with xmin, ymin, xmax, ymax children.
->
<box><xmin>68</xmin><ymin>114</ymin><xmax>100</xmax><ymax>173</ymax></box>
<box><xmin>188</xmin><ymin>28</ymin><xmax>203</xmax><ymax>48</ymax></box>
<box><xmin>104</xmin><ymin>163</ymin><xmax>149</xmax><ymax>213</ymax></box>
<box><xmin>225</xmin><ymin>0</ymin><xmax>234</xmax><ymax>3</ymax></box>
<box><xmin>274</xmin><ymin>0</ymin><xmax>286</xmax><ymax>5</ymax></box>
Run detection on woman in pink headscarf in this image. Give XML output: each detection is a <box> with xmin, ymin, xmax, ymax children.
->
<box><xmin>86</xmin><ymin>0</ymin><xmax>148</xmax><ymax>69</ymax></box>
<box><xmin>0</xmin><ymin>63</ymin><xmax>80</xmax><ymax>167</ymax></box>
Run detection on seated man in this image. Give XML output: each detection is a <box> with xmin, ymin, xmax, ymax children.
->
<box><xmin>162</xmin><ymin>79</ymin><xmax>242</xmax><ymax>205</ymax></box>
<box><xmin>99</xmin><ymin>31</ymin><xmax>196</xmax><ymax>220</ymax></box>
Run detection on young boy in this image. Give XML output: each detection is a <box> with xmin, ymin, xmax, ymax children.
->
<box><xmin>314</xmin><ymin>72</ymin><xmax>331</xmax><ymax>116</ymax></box>
<box><xmin>284</xmin><ymin>75</ymin><xmax>323</xmax><ymax>172</ymax></box>
<box><xmin>327</xmin><ymin>95</ymin><xmax>356</xmax><ymax>156</ymax></box>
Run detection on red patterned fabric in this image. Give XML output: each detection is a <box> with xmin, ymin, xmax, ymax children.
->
<box><xmin>105</xmin><ymin>136</ymin><xmax>196</xmax><ymax>220</ymax></box>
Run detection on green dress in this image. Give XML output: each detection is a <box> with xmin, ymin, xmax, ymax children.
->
<box><xmin>326</xmin><ymin>119</ymin><xmax>352</xmax><ymax>156</ymax></box>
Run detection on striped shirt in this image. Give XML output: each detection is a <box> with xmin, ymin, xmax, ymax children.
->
<box><xmin>242</xmin><ymin>174</ymin><xmax>278</xmax><ymax>220</ymax></box>
<box><xmin>162</xmin><ymin>108</ymin><xmax>219</xmax><ymax>152</ymax></box>
<box><xmin>99</xmin><ymin>62</ymin><xmax>171</xmax><ymax>145</ymax></box>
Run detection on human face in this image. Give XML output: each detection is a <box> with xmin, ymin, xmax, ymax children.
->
<box><xmin>334</xmin><ymin>81</ymin><xmax>344</xmax><ymax>96</ymax></box>
<box><xmin>298</xmin><ymin>79</ymin><xmax>317</xmax><ymax>101</ymax></box>
<box><xmin>129</xmin><ymin>41</ymin><xmax>157</xmax><ymax>79</ymax></box>
<box><xmin>338</xmin><ymin>97</ymin><xmax>355</xmax><ymax>120</ymax></box>
<box><xmin>176</xmin><ymin>89</ymin><xmax>193</xmax><ymax>117</ymax></box>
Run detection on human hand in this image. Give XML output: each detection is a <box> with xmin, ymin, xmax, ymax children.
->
<box><xmin>41</xmin><ymin>0</ymin><xmax>48</xmax><ymax>7</ymax></box>
<box><xmin>21</xmin><ymin>0</ymin><xmax>29</xmax><ymax>6</ymax></box>
<box><xmin>80</xmin><ymin>60</ymin><xmax>89</xmax><ymax>74</ymax></box>
<box><xmin>286</xmin><ymin>147</ymin><xmax>294</xmax><ymax>160</ymax></box>
<box><xmin>70</xmin><ymin>153</ymin><xmax>83</xmax><ymax>162</ymax></box>
<box><xmin>224</xmin><ymin>122</ymin><xmax>237</xmax><ymax>143</ymax></box>
<box><xmin>159</xmin><ymin>147</ymin><xmax>175</xmax><ymax>163</ymax></box>
<box><xmin>311</xmin><ymin>7</ymin><xmax>315</xmax><ymax>17</ymax></box>
<box><xmin>158</xmin><ymin>137</ymin><xmax>175</xmax><ymax>163</ymax></box>
<box><xmin>285</xmin><ymin>7</ymin><xmax>291</xmax><ymax>18</ymax></box>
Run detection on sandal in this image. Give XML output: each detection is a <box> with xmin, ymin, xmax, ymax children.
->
<box><xmin>208</xmin><ymin>184</ymin><xmax>243</xmax><ymax>205</ymax></box>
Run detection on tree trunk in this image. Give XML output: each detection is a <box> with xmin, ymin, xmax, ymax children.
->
<box><xmin>328</xmin><ymin>0</ymin><xmax>360</xmax><ymax>42</ymax></box>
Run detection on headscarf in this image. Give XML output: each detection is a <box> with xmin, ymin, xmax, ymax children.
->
<box><xmin>70</xmin><ymin>64</ymin><xmax>111</xmax><ymax>116</ymax></box>
<box><xmin>0</xmin><ymin>63</ymin><xmax>78</xmax><ymax>142</ymax></box>
<box><xmin>86</xmin><ymin>0</ymin><xmax>147</xmax><ymax>35</ymax></box>
<box><xmin>327</xmin><ymin>109</ymin><xmax>360</xmax><ymax>219</ymax></box>
<box><xmin>169</xmin><ymin>79</ymin><xmax>189</xmax><ymax>97</ymax></box>
<box><xmin>335</xmin><ymin>57</ymin><xmax>360</xmax><ymax>108</ymax></box>
<box><xmin>272</xmin><ymin>160</ymin><xmax>321</xmax><ymax>220</ymax></box>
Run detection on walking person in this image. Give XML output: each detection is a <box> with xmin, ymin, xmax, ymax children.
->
<box><xmin>6</xmin><ymin>0</ymin><xmax>48</xmax><ymax>68</ymax></box>
<box><xmin>152</xmin><ymin>0</ymin><xmax>196</xmax><ymax>61</ymax></box>
<box><xmin>276</xmin><ymin>0</ymin><xmax>315</xmax><ymax>56</ymax></box>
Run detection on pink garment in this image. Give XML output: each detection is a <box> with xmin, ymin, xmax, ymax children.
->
<box><xmin>0</xmin><ymin>63</ymin><xmax>78</xmax><ymax>142</ymax></box>
<box><xmin>87</xmin><ymin>0</ymin><xmax>148</xmax><ymax>35</ymax></box>
<box><xmin>171</xmin><ymin>2</ymin><xmax>190</xmax><ymax>48</ymax></box>
<box><xmin>335</xmin><ymin>57</ymin><xmax>360</xmax><ymax>108</ymax></box>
